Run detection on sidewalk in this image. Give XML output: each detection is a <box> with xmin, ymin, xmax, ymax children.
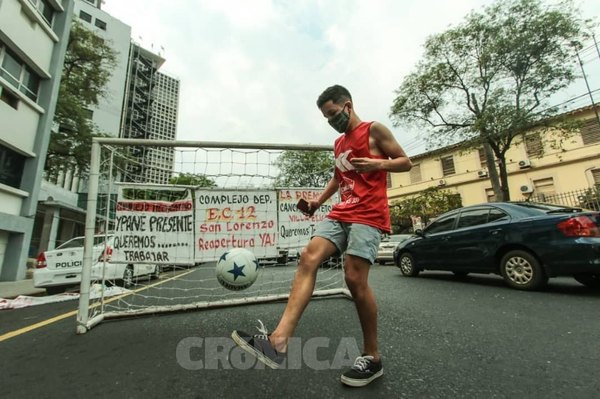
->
<box><xmin>0</xmin><ymin>279</ymin><xmax>46</xmax><ymax>299</ymax></box>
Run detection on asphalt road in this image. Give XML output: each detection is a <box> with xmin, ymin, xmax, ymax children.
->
<box><xmin>2</xmin><ymin>264</ymin><xmax>600</xmax><ymax>399</ymax></box>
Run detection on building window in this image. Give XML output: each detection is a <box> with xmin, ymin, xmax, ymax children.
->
<box><xmin>79</xmin><ymin>10</ymin><xmax>92</xmax><ymax>23</ymax></box>
<box><xmin>441</xmin><ymin>155</ymin><xmax>455</xmax><ymax>176</ymax></box>
<box><xmin>0</xmin><ymin>86</ymin><xmax>19</xmax><ymax>109</ymax></box>
<box><xmin>525</xmin><ymin>133</ymin><xmax>543</xmax><ymax>158</ymax></box>
<box><xmin>1</xmin><ymin>48</ymin><xmax>22</xmax><ymax>87</ymax></box>
<box><xmin>581</xmin><ymin>118</ymin><xmax>600</xmax><ymax>145</ymax></box>
<box><xmin>0</xmin><ymin>144</ymin><xmax>26</xmax><ymax>189</ymax></box>
<box><xmin>409</xmin><ymin>163</ymin><xmax>422</xmax><ymax>183</ymax></box>
<box><xmin>478</xmin><ymin>148</ymin><xmax>487</xmax><ymax>168</ymax></box>
<box><xmin>95</xmin><ymin>18</ymin><xmax>107</xmax><ymax>30</ymax></box>
<box><xmin>0</xmin><ymin>45</ymin><xmax>41</xmax><ymax>102</ymax></box>
<box><xmin>533</xmin><ymin>177</ymin><xmax>555</xmax><ymax>199</ymax></box>
<box><xmin>592</xmin><ymin>169</ymin><xmax>600</xmax><ymax>188</ymax></box>
<box><xmin>27</xmin><ymin>0</ymin><xmax>54</xmax><ymax>26</ymax></box>
<box><xmin>386</xmin><ymin>173</ymin><xmax>392</xmax><ymax>188</ymax></box>
<box><xmin>485</xmin><ymin>188</ymin><xmax>495</xmax><ymax>202</ymax></box>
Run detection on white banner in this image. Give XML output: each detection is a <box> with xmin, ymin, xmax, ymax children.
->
<box><xmin>113</xmin><ymin>186</ymin><xmax>195</xmax><ymax>265</ymax></box>
<box><xmin>195</xmin><ymin>190</ymin><xmax>278</xmax><ymax>262</ymax></box>
<box><xmin>276</xmin><ymin>189</ymin><xmax>336</xmax><ymax>253</ymax></box>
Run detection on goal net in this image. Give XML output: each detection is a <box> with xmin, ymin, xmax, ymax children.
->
<box><xmin>76</xmin><ymin>138</ymin><xmax>350</xmax><ymax>334</ymax></box>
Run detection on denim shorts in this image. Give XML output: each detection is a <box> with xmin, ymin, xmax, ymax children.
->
<box><xmin>313</xmin><ymin>218</ymin><xmax>382</xmax><ymax>264</ymax></box>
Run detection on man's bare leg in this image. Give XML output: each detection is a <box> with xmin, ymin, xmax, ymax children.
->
<box><xmin>269</xmin><ymin>237</ymin><xmax>337</xmax><ymax>351</ymax></box>
<box><xmin>343</xmin><ymin>254</ymin><xmax>379</xmax><ymax>360</ymax></box>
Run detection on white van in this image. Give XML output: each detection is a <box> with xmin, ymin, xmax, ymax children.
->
<box><xmin>33</xmin><ymin>234</ymin><xmax>160</xmax><ymax>295</ymax></box>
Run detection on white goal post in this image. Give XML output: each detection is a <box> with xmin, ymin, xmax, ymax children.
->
<box><xmin>76</xmin><ymin>138</ymin><xmax>352</xmax><ymax>334</ymax></box>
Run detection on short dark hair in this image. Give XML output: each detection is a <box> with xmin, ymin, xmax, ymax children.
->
<box><xmin>316</xmin><ymin>85</ymin><xmax>352</xmax><ymax>108</ymax></box>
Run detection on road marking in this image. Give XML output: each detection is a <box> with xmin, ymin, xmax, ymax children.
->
<box><xmin>0</xmin><ymin>269</ymin><xmax>197</xmax><ymax>343</ymax></box>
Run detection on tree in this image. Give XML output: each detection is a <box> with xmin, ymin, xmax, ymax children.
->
<box><xmin>45</xmin><ymin>21</ymin><xmax>117</xmax><ymax>179</ymax></box>
<box><xmin>273</xmin><ymin>150</ymin><xmax>334</xmax><ymax>188</ymax></box>
<box><xmin>169</xmin><ymin>173</ymin><xmax>217</xmax><ymax>187</ymax></box>
<box><xmin>390</xmin><ymin>0</ymin><xmax>589</xmax><ymax>200</ymax></box>
<box><xmin>390</xmin><ymin>187</ymin><xmax>463</xmax><ymax>232</ymax></box>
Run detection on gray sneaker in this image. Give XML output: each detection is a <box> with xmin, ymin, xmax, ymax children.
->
<box><xmin>231</xmin><ymin>320</ymin><xmax>286</xmax><ymax>369</ymax></box>
<box><xmin>341</xmin><ymin>355</ymin><xmax>384</xmax><ymax>387</ymax></box>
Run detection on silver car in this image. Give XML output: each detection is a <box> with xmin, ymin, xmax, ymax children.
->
<box><xmin>376</xmin><ymin>234</ymin><xmax>412</xmax><ymax>265</ymax></box>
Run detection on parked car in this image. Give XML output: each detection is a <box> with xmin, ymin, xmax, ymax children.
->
<box><xmin>376</xmin><ymin>234</ymin><xmax>412</xmax><ymax>265</ymax></box>
<box><xmin>34</xmin><ymin>234</ymin><xmax>160</xmax><ymax>295</ymax></box>
<box><xmin>393</xmin><ymin>202</ymin><xmax>600</xmax><ymax>291</ymax></box>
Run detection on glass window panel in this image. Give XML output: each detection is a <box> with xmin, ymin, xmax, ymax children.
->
<box><xmin>457</xmin><ymin>208</ymin><xmax>490</xmax><ymax>229</ymax></box>
<box><xmin>426</xmin><ymin>215</ymin><xmax>457</xmax><ymax>234</ymax></box>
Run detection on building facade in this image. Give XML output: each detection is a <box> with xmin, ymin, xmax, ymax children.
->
<box><xmin>144</xmin><ymin>71</ymin><xmax>179</xmax><ymax>184</ymax></box>
<box><xmin>120</xmin><ymin>43</ymin><xmax>179</xmax><ymax>184</ymax></box>
<box><xmin>0</xmin><ymin>0</ymin><xmax>74</xmax><ymax>281</ymax></box>
<box><xmin>388</xmin><ymin>106</ymin><xmax>600</xmax><ymax>207</ymax></box>
<box><xmin>73</xmin><ymin>0</ymin><xmax>131</xmax><ymax>137</ymax></box>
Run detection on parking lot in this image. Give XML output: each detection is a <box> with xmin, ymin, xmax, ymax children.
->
<box><xmin>2</xmin><ymin>264</ymin><xmax>600</xmax><ymax>398</ymax></box>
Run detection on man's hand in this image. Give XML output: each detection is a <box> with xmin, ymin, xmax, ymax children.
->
<box><xmin>308</xmin><ymin>200</ymin><xmax>321</xmax><ymax>212</ymax></box>
<box><xmin>350</xmin><ymin>157</ymin><xmax>383</xmax><ymax>173</ymax></box>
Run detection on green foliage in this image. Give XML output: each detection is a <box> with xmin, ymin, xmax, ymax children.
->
<box><xmin>273</xmin><ymin>150</ymin><xmax>334</xmax><ymax>188</ymax></box>
<box><xmin>45</xmin><ymin>21</ymin><xmax>117</xmax><ymax>178</ymax></box>
<box><xmin>169</xmin><ymin>173</ymin><xmax>217</xmax><ymax>187</ymax></box>
<box><xmin>390</xmin><ymin>187</ymin><xmax>463</xmax><ymax>232</ymax></box>
<box><xmin>390</xmin><ymin>0</ymin><xmax>590</xmax><ymax>200</ymax></box>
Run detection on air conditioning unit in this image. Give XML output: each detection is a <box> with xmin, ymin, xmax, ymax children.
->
<box><xmin>520</xmin><ymin>184</ymin><xmax>534</xmax><ymax>194</ymax></box>
<box><xmin>518</xmin><ymin>159</ymin><xmax>532</xmax><ymax>169</ymax></box>
<box><xmin>477</xmin><ymin>169</ymin><xmax>488</xmax><ymax>178</ymax></box>
<box><xmin>438</xmin><ymin>179</ymin><xmax>447</xmax><ymax>187</ymax></box>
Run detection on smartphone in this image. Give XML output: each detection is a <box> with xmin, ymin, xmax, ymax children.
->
<box><xmin>297</xmin><ymin>198</ymin><xmax>316</xmax><ymax>216</ymax></box>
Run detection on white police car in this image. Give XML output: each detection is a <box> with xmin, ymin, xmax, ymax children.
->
<box><xmin>34</xmin><ymin>234</ymin><xmax>159</xmax><ymax>295</ymax></box>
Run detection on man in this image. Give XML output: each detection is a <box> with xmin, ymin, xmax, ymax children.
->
<box><xmin>232</xmin><ymin>85</ymin><xmax>412</xmax><ymax>387</ymax></box>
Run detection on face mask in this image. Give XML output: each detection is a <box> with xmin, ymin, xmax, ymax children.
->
<box><xmin>328</xmin><ymin>105</ymin><xmax>350</xmax><ymax>133</ymax></box>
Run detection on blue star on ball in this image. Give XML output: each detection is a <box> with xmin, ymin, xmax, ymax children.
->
<box><xmin>227</xmin><ymin>262</ymin><xmax>246</xmax><ymax>281</ymax></box>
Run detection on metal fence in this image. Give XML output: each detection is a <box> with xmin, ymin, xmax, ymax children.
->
<box><xmin>530</xmin><ymin>187</ymin><xmax>600</xmax><ymax>211</ymax></box>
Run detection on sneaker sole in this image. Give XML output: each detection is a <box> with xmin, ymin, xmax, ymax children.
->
<box><xmin>340</xmin><ymin>368</ymin><xmax>384</xmax><ymax>387</ymax></box>
<box><xmin>231</xmin><ymin>331</ymin><xmax>281</xmax><ymax>369</ymax></box>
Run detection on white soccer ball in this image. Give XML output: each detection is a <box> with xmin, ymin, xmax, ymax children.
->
<box><xmin>215</xmin><ymin>248</ymin><xmax>259</xmax><ymax>291</ymax></box>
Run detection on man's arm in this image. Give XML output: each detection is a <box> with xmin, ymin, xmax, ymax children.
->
<box><xmin>350</xmin><ymin>122</ymin><xmax>412</xmax><ymax>173</ymax></box>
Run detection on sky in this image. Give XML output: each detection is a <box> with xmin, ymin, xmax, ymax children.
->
<box><xmin>101</xmin><ymin>0</ymin><xmax>600</xmax><ymax>156</ymax></box>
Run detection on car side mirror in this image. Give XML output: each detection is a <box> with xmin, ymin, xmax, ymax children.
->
<box><xmin>415</xmin><ymin>229</ymin><xmax>425</xmax><ymax>237</ymax></box>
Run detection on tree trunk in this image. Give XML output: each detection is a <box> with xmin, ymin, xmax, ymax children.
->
<box><xmin>483</xmin><ymin>142</ymin><xmax>502</xmax><ymax>201</ymax></box>
<box><xmin>497</xmin><ymin>154</ymin><xmax>511</xmax><ymax>201</ymax></box>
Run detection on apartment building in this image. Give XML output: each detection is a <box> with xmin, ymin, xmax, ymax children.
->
<box><xmin>388</xmin><ymin>105</ymin><xmax>600</xmax><ymax>206</ymax></box>
<box><xmin>0</xmin><ymin>0</ymin><xmax>73</xmax><ymax>281</ymax></box>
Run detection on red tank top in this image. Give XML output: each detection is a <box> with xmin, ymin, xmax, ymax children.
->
<box><xmin>327</xmin><ymin>121</ymin><xmax>391</xmax><ymax>232</ymax></box>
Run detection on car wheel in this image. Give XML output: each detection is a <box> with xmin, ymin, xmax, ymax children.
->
<box><xmin>151</xmin><ymin>265</ymin><xmax>160</xmax><ymax>280</ymax></box>
<box><xmin>398</xmin><ymin>253</ymin><xmax>419</xmax><ymax>277</ymax></box>
<box><xmin>500</xmin><ymin>250</ymin><xmax>547</xmax><ymax>290</ymax></box>
<box><xmin>573</xmin><ymin>274</ymin><xmax>600</xmax><ymax>289</ymax></box>
<box><xmin>122</xmin><ymin>265</ymin><xmax>134</xmax><ymax>288</ymax></box>
<box><xmin>46</xmin><ymin>286</ymin><xmax>67</xmax><ymax>295</ymax></box>
<box><xmin>378</xmin><ymin>260</ymin><xmax>386</xmax><ymax>265</ymax></box>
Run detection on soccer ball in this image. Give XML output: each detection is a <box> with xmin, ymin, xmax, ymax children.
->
<box><xmin>215</xmin><ymin>248</ymin><xmax>259</xmax><ymax>291</ymax></box>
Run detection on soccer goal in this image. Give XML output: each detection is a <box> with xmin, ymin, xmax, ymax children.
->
<box><xmin>76</xmin><ymin>138</ymin><xmax>351</xmax><ymax>334</ymax></box>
